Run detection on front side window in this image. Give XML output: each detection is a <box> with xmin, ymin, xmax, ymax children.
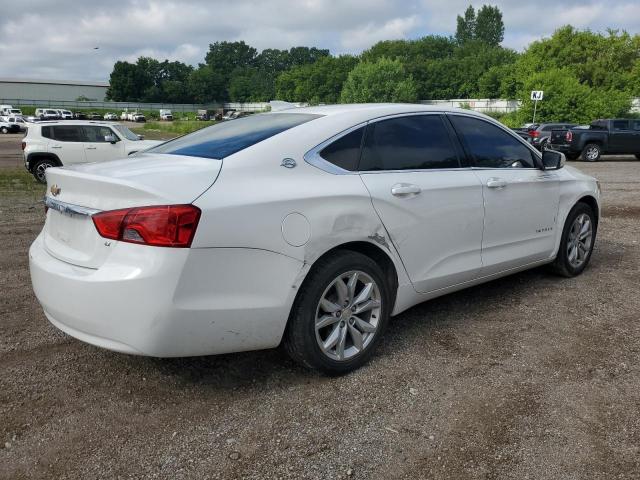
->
<box><xmin>633</xmin><ymin>120</ymin><xmax>640</xmax><ymax>131</ymax></box>
<box><xmin>147</xmin><ymin>113</ymin><xmax>322</xmax><ymax>160</ymax></box>
<box><xmin>52</xmin><ymin>126</ymin><xmax>83</xmax><ymax>142</ymax></box>
<box><xmin>83</xmin><ymin>126</ymin><xmax>117</xmax><ymax>142</ymax></box>
<box><xmin>360</xmin><ymin>115</ymin><xmax>460</xmax><ymax>171</ymax></box>
<box><xmin>319</xmin><ymin>127</ymin><xmax>364</xmax><ymax>171</ymax></box>
<box><xmin>449</xmin><ymin>115</ymin><xmax>536</xmax><ymax>169</ymax></box>
<box><xmin>113</xmin><ymin>125</ymin><xmax>140</xmax><ymax>141</ymax></box>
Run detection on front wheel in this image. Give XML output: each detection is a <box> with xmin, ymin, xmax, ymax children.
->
<box><xmin>635</xmin><ymin>154</ymin><xmax>640</xmax><ymax>161</ymax></box>
<box><xmin>283</xmin><ymin>250</ymin><xmax>390</xmax><ymax>374</ymax></box>
<box><xmin>0</xmin><ymin>127</ymin><xmax>8</xmax><ymax>134</ymax></box>
<box><xmin>582</xmin><ymin>143</ymin><xmax>601</xmax><ymax>162</ymax></box>
<box><xmin>550</xmin><ymin>203</ymin><xmax>597</xmax><ymax>277</ymax></box>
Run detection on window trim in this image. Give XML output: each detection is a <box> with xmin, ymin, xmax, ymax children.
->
<box><xmin>305</xmin><ymin>112</ymin><xmax>468</xmax><ymax>175</ymax></box>
<box><xmin>445</xmin><ymin>112</ymin><xmax>543</xmax><ymax>171</ymax></box>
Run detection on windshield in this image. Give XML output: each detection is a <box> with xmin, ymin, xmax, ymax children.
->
<box><xmin>146</xmin><ymin>113</ymin><xmax>322</xmax><ymax>160</ymax></box>
<box><xmin>113</xmin><ymin>124</ymin><xmax>140</xmax><ymax>141</ymax></box>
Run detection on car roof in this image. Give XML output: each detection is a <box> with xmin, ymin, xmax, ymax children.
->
<box><xmin>33</xmin><ymin>120</ymin><xmax>121</xmax><ymax>126</ymax></box>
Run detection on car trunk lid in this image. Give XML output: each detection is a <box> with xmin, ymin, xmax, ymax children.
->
<box><xmin>42</xmin><ymin>154</ymin><xmax>221</xmax><ymax>268</ymax></box>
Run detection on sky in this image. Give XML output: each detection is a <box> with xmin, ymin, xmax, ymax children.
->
<box><xmin>1</xmin><ymin>0</ymin><xmax>639</xmax><ymax>82</ymax></box>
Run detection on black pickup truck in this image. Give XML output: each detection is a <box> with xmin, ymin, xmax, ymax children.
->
<box><xmin>550</xmin><ymin>119</ymin><xmax>640</xmax><ymax>161</ymax></box>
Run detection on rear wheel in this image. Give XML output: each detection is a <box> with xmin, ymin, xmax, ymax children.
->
<box><xmin>32</xmin><ymin>158</ymin><xmax>57</xmax><ymax>184</ymax></box>
<box><xmin>635</xmin><ymin>154</ymin><xmax>640</xmax><ymax>160</ymax></box>
<box><xmin>582</xmin><ymin>143</ymin><xmax>601</xmax><ymax>162</ymax></box>
<box><xmin>283</xmin><ymin>250</ymin><xmax>390</xmax><ymax>374</ymax></box>
<box><xmin>0</xmin><ymin>127</ymin><xmax>8</xmax><ymax>134</ymax></box>
<box><xmin>550</xmin><ymin>203</ymin><xmax>597</xmax><ymax>277</ymax></box>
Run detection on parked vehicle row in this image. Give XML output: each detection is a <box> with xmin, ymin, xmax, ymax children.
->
<box><xmin>120</xmin><ymin>111</ymin><xmax>146</xmax><ymax>122</ymax></box>
<box><xmin>550</xmin><ymin>118</ymin><xmax>640</xmax><ymax>162</ymax></box>
<box><xmin>29</xmin><ymin>105</ymin><xmax>600</xmax><ymax>373</ymax></box>
<box><xmin>22</xmin><ymin>121</ymin><xmax>161</xmax><ymax>182</ymax></box>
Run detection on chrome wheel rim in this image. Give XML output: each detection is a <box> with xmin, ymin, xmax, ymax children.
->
<box><xmin>585</xmin><ymin>146</ymin><xmax>599</xmax><ymax>161</ymax></box>
<box><xmin>567</xmin><ymin>213</ymin><xmax>593</xmax><ymax>268</ymax></box>
<box><xmin>315</xmin><ymin>270</ymin><xmax>382</xmax><ymax>361</ymax></box>
<box><xmin>35</xmin><ymin>162</ymin><xmax>52</xmax><ymax>182</ymax></box>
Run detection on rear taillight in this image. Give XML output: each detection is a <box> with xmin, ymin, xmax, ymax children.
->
<box><xmin>528</xmin><ymin>130</ymin><xmax>540</xmax><ymax>138</ymax></box>
<box><xmin>21</xmin><ymin>141</ymin><xmax>26</xmax><ymax>150</ymax></box>
<box><xmin>92</xmin><ymin>205</ymin><xmax>201</xmax><ymax>248</ymax></box>
<box><xmin>565</xmin><ymin>131</ymin><xmax>573</xmax><ymax>142</ymax></box>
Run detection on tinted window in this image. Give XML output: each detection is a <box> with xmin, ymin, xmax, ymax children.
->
<box><xmin>84</xmin><ymin>126</ymin><xmax>116</xmax><ymax>142</ymax></box>
<box><xmin>52</xmin><ymin>126</ymin><xmax>83</xmax><ymax>142</ymax></box>
<box><xmin>359</xmin><ymin>115</ymin><xmax>459</xmax><ymax>171</ymax></box>
<box><xmin>147</xmin><ymin>113</ymin><xmax>321</xmax><ymax>160</ymax></box>
<box><xmin>612</xmin><ymin>120</ymin><xmax>629</xmax><ymax>131</ymax></box>
<box><xmin>41</xmin><ymin>126</ymin><xmax>53</xmax><ymax>139</ymax></box>
<box><xmin>633</xmin><ymin>120</ymin><xmax>640</xmax><ymax>131</ymax></box>
<box><xmin>450</xmin><ymin>115</ymin><xmax>536</xmax><ymax>168</ymax></box>
<box><xmin>319</xmin><ymin>127</ymin><xmax>364</xmax><ymax>171</ymax></box>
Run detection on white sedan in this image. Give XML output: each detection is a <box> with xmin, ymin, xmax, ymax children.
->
<box><xmin>29</xmin><ymin>104</ymin><xmax>600</xmax><ymax>373</ymax></box>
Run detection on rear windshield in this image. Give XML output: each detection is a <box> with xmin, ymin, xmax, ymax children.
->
<box><xmin>146</xmin><ymin>113</ymin><xmax>322</xmax><ymax>159</ymax></box>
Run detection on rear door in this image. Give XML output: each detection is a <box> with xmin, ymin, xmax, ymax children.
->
<box><xmin>358</xmin><ymin>114</ymin><xmax>484</xmax><ymax>293</ymax></box>
<box><xmin>48</xmin><ymin>125</ymin><xmax>86</xmax><ymax>165</ymax></box>
<box><xmin>83</xmin><ymin>125</ymin><xmax>125</xmax><ymax>163</ymax></box>
<box><xmin>448</xmin><ymin>114</ymin><xmax>561</xmax><ymax>275</ymax></box>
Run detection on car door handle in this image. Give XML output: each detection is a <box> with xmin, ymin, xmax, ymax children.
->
<box><xmin>391</xmin><ymin>184</ymin><xmax>421</xmax><ymax>196</ymax></box>
<box><xmin>86</xmin><ymin>146</ymin><xmax>97</xmax><ymax>150</ymax></box>
<box><xmin>50</xmin><ymin>145</ymin><xmax>62</xmax><ymax>149</ymax></box>
<box><xmin>486</xmin><ymin>178</ymin><xmax>507</xmax><ymax>189</ymax></box>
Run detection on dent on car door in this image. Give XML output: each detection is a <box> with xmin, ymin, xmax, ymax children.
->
<box><xmin>358</xmin><ymin>114</ymin><xmax>484</xmax><ymax>293</ymax></box>
<box><xmin>448</xmin><ymin>114</ymin><xmax>561</xmax><ymax>275</ymax></box>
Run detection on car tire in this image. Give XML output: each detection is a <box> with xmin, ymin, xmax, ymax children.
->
<box><xmin>635</xmin><ymin>154</ymin><xmax>640</xmax><ymax>161</ymax></box>
<box><xmin>549</xmin><ymin>202</ymin><xmax>597</xmax><ymax>278</ymax></box>
<box><xmin>283</xmin><ymin>250</ymin><xmax>390</xmax><ymax>375</ymax></box>
<box><xmin>0</xmin><ymin>127</ymin><xmax>7</xmax><ymax>134</ymax></box>
<box><xmin>32</xmin><ymin>158</ymin><xmax>57</xmax><ymax>184</ymax></box>
<box><xmin>540</xmin><ymin>139</ymin><xmax>549</xmax><ymax>151</ymax></box>
<box><xmin>582</xmin><ymin>143</ymin><xmax>601</xmax><ymax>162</ymax></box>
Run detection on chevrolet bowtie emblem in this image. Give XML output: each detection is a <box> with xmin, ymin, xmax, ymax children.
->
<box><xmin>50</xmin><ymin>184</ymin><xmax>61</xmax><ymax>196</ymax></box>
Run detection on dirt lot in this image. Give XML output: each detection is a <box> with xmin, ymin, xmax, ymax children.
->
<box><xmin>1</xmin><ymin>133</ymin><xmax>639</xmax><ymax>479</ymax></box>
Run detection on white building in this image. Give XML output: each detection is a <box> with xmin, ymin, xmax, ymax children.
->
<box><xmin>0</xmin><ymin>77</ymin><xmax>109</xmax><ymax>102</ymax></box>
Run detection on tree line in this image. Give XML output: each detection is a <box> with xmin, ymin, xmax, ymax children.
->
<box><xmin>106</xmin><ymin>4</ymin><xmax>640</xmax><ymax>125</ymax></box>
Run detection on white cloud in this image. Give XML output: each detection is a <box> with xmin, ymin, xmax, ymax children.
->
<box><xmin>0</xmin><ymin>0</ymin><xmax>639</xmax><ymax>81</ymax></box>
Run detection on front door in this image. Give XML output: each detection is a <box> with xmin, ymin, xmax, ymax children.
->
<box><xmin>609</xmin><ymin>120</ymin><xmax>633</xmax><ymax>153</ymax></box>
<box><xmin>358</xmin><ymin>114</ymin><xmax>484</xmax><ymax>293</ymax></box>
<box><xmin>448</xmin><ymin>114</ymin><xmax>561</xmax><ymax>275</ymax></box>
<box><xmin>82</xmin><ymin>126</ymin><xmax>125</xmax><ymax>163</ymax></box>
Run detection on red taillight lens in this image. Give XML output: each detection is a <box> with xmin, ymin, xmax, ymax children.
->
<box><xmin>92</xmin><ymin>205</ymin><xmax>201</xmax><ymax>248</ymax></box>
<box><xmin>528</xmin><ymin>130</ymin><xmax>539</xmax><ymax>138</ymax></box>
<box><xmin>565</xmin><ymin>131</ymin><xmax>573</xmax><ymax>142</ymax></box>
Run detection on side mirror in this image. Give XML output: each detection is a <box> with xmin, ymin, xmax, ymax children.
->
<box><xmin>104</xmin><ymin>135</ymin><xmax>117</xmax><ymax>144</ymax></box>
<box><xmin>541</xmin><ymin>149</ymin><xmax>565</xmax><ymax>170</ymax></box>
<box><xmin>137</xmin><ymin>134</ymin><xmax>144</xmax><ymax>140</ymax></box>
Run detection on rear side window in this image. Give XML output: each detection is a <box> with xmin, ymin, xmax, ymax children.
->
<box><xmin>319</xmin><ymin>127</ymin><xmax>364</xmax><ymax>171</ymax></box>
<box><xmin>360</xmin><ymin>115</ymin><xmax>460</xmax><ymax>171</ymax></box>
<box><xmin>41</xmin><ymin>126</ymin><xmax>53</xmax><ymax>139</ymax></box>
<box><xmin>52</xmin><ymin>126</ymin><xmax>84</xmax><ymax>142</ymax></box>
<box><xmin>147</xmin><ymin>113</ymin><xmax>322</xmax><ymax>160</ymax></box>
<box><xmin>612</xmin><ymin>120</ymin><xmax>629</xmax><ymax>131</ymax></box>
<box><xmin>449</xmin><ymin>115</ymin><xmax>536</xmax><ymax>169</ymax></box>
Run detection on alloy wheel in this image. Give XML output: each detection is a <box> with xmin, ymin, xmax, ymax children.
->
<box><xmin>35</xmin><ymin>162</ymin><xmax>52</xmax><ymax>183</ymax></box>
<box><xmin>567</xmin><ymin>213</ymin><xmax>593</xmax><ymax>268</ymax></box>
<box><xmin>585</xmin><ymin>146</ymin><xmax>599</xmax><ymax>161</ymax></box>
<box><xmin>314</xmin><ymin>270</ymin><xmax>382</xmax><ymax>361</ymax></box>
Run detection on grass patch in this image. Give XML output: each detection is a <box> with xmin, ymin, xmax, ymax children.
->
<box><xmin>0</xmin><ymin>168</ymin><xmax>46</xmax><ymax>198</ymax></box>
<box><xmin>138</xmin><ymin>120</ymin><xmax>217</xmax><ymax>137</ymax></box>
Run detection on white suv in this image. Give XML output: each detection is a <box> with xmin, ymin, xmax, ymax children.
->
<box><xmin>23</xmin><ymin>121</ymin><xmax>162</xmax><ymax>183</ymax></box>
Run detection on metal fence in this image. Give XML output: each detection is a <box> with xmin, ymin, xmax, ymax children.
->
<box><xmin>0</xmin><ymin>99</ymin><xmax>271</xmax><ymax>113</ymax></box>
<box><xmin>419</xmin><ymin>98</ymin><xmax>521</xmax><ymax>113</ymax></box>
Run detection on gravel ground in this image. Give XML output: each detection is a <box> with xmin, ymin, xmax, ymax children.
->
<box><xmin>1</xmin><ymin>145</ymin><xmax>639</xmax><ymax>479</ymax></box>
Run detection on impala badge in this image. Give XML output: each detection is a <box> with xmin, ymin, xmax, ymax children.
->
<box><xmin>50</xmin><ymin>184</ymin><xmax>61</xmax><ymax>196</ymax></box>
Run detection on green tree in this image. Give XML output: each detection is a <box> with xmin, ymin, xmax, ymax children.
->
<box><xmin>187</xmin><ymin>65</ymin><xmax>225</xmax><ymax>103</ymax></box>
<box><xmin>205</xmin><ymin>41</ymin><xmax>258</xmax><ymax>77</ymax></box>
<box><xmin>340</xmin><ymin>58</ymin><xmax>418</xmax><ymax>103</ymax></box>
<box><xmin>475</xmin><ymin>5</ymin><xmax>504</xmax><ymax>46</ymax></box>
<box><xmin>455</xmin><ymin>5</ymin><xmax>476</xmax><ymax>44</ymax></box>
<box><xmin>276</xmin><ymin>55</ymin><xmax>359</xmax><ymax>103</ymax></box>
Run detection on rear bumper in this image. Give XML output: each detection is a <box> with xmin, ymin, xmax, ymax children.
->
<box><xmin>29</xmin><ymin>234</ymin><xmax>306</xmax><ymax>357</ymax></box>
